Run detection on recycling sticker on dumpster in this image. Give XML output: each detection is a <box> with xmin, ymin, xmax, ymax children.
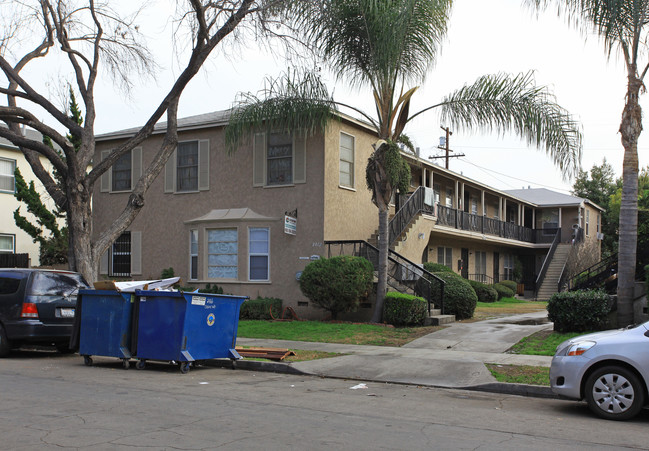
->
<box><xmin>191</xmin><ymin>296</ymin><xmax>206</xmax><ymax>306</ymax></box>
<box><xmin>206</xmin><ymin>313</ymin><xmax>215</xmax><ymax>326</ymax></box>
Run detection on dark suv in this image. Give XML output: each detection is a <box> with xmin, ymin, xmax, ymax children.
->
<box><xmin>0</xmin><ymin>269</ymin><xmax>89</xmax><ymax>356</ymax></box>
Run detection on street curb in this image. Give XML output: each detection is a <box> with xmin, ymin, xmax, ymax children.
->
<box><xmin>210</xmin><ymin>359</ymin><xmax>558</xmax><ymax>399</ymax></box>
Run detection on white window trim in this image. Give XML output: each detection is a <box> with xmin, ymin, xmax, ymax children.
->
<box><xmin>0</xmin><ymin>234</ymin><xmax>15</xmax><ymax>253</ymax></box>
<box><xmin>248</xmin><ymin>227</ymin><xmax>270</xmax><ymax>282</ymax></box>
<box><xmin>0</xmin><ymin>157</ymin><xmax>16</xmax><ymax>194</ymax></box>
<box><xmin>205</xmin><ymin>227</ymin><xmax>239</xmax><ymax>281</ymax></box>
<box><xmin>189</xmin><ymin>229</ymin><xmax>198</xmax><ymax>281</ymax></box>
<box><xmin>339</xmin><ymin>132</ymin><xmax>355</xmax><ymax>189</ymax></box>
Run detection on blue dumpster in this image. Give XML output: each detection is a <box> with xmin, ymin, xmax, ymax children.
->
<box><xmin>77</xmin><ymin>290</ymin><xmax>137</xmax><ymax>369</ymax></box>
<box><xmin>134</xmin><ymin>290</ymin><xmax>247</xmax><ymax>373</ymax></box>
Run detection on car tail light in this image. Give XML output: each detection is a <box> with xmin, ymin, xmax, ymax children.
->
<box><xmin>21</xmin><ymin>302</ymin><xmax>39</xmax><ymax>318</ymax></box>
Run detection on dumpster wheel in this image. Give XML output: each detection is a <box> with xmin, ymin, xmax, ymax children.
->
<box><xmin>135</xmin><ymin>359</ymin><xmax>146</xmax><ymax>370</ymax></box>
<box><xmin>83</xmin><ymin>355</ymin><xmax>93</xmax><ymax>366</ymax></box>
<box><xmin>179</xmin><ymin>362</ymin><xmax>190</xmax><ymax>374</ymax></box>
<box><xmin>122</xmin><ymin>359</ymin><xmax>130</xmax><ymax>370</ymax></box>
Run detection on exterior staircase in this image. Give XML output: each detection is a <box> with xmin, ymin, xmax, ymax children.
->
<box><xmin>536</xmin><ymin>243</ymin><xmax>571</xmax><ymax>301</ymax></box>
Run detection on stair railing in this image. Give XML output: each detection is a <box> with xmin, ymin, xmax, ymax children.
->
<box><xmin>534</xmin><ymin>228</ymin><xmax>561</xmax><ymax>298</ymax></box>
<box><xmin>389</xmin><ymin>186</ymin><xmax>435</xmax><ymax>245</ymax></box>
<box><xmin>325</xmin><ymin>240</ymin><xmax>445</xmax><ymax>315</ymax></box>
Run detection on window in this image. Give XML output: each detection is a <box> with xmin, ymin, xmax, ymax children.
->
<box><xmin>471</xmin><ymin>197</ymin><xmax>478</xmax><ymax>215</ymax></box>
<box><xmin>177</xmin><ymin>141</ymin><xmax>199</xmax><ymax>192</ymax></box>
<box><xmin>586</xmin><ymin>209</ymin><xmax>590</xmax><ymax>236</ymax></box>
<box><xmin>475</xmin><ymin>251</ymin><xmax>487</xmax><ymax>281</ymax></box>
<box><xmin>112</xmin><ymin>150</ymin><xmax>132</xmax><ymax>192</ymax></box>
<box><xmin>189</xmin><ymin>230</ymin><xmax>198</xmax><ymax>280</ymax></box>
<box><xmin>437</xmin><ymin>247</ymin><xmax>452</xmax><ymax>268</ymax></box>
<box><xmin>110</xmin><ymin>232</ymin><xmax>131</xmax><ymax>277</ymax></box>
<box><xmin>339</xmin><ymin>133</ymin><xmax>354</xmax><ymax>187</ymax></box>
<box><xmin>494</xmin><ymin>202</ymin><xmax>500</xmax><ymax>220</ymax></box>
<box><xmin>164</xmin><ymin>141</ymin><xmax>209</xmax><ymax>194</ymax></box>
<box><xmin>249</xmin><ymin>228</ymin><xmax>269</xmax><ymax>281</ymax></box>
<box><xmin>267</xmin><ymin>133</ymin><xmax>293</xmax><ymax>185</ymax></box>
<box><xmin>0</xmin><ymin>234</ymin><xmax>15</xmax><ymax>253</ymax></box>
<box><xmin>433</xmin><ymin>183</ymin><xmax>441</xmax><ymax>205</ymax></box>
<box><xmin>597</xmin><ymin>213</ymin><xmax>601</xmax><ymax>233</ymax></box>
<box><xmin>445</xmin><ymin>187</ymin><xmax>453</xmax><ymax>208</ymax></box>
<box><xmin>207</xmin><ymin>228</ymin><xmax>238</xmax><ymax>279</ymax></box>
<box><xmin>0</xmin><ymin>158</ymin><xmax>16</xmax><ymax>193</ymax></box>
<box><xmin>540</xmin><ymin>208</ymin><xmax>559</xmax><ymax>234</ymax></box>
<box><xmin>503</xmin><ymin>254</ymin><xmax>514</xmax><ymax>281</ymax></box>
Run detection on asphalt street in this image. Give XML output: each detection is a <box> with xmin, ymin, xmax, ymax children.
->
<box><xmin>1</xmin><ymin>349</ymin><xmax>647</xmax><ymax>450</ymax></box>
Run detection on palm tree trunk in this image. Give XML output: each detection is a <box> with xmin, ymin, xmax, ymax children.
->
<box><xmin>616</xmin><ymin>75</ymin><xmax>642</xmax><ymax>327</ymax></box>
<box><xmin>371</xmin><ymin>207</ymin><xmax>390</xmax><ymax>323</ymax></box>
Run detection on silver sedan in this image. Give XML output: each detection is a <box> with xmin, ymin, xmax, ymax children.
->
<box><xmin>550</xmin><ymin>321</ymin><xmax>649</xmax><ymax>420</ymax></box>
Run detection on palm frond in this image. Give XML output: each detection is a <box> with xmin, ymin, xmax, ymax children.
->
<box><xmin>436</xmin><ymin>72</ymin><xmax>583</xmax><ymax>179</ymax></box>
<box><xmin>225</xmin><ymin>70</ymin><xmax>337</xmax><ymax>153</ymax></box>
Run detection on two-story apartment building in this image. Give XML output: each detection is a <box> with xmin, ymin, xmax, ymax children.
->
<box><xmin>0</xmin><ymin>128</ymin><xmax>60</xmax><ymax>267</ymax></box>
<box><xmin>94</xmin><ymin>110</ymin><xmax>603</xmax><ymax>319</ymax></box>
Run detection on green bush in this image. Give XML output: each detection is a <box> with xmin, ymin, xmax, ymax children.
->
<box><xmin>429</xmin><ymin>271</ymin><xmax>477</xmax><ymax>320</ymax></box>
<box><xmin>201</xmin><ymin>283</ymin><xmax>224</xmax><ymax>294</ymax></box>
<box><xmin>240</xmin><ymin>297</ymin><xmax>282</xmax><ymax>320</ymax></box>
<box><xmin>547</xmin><ymin>290</ymin><xmax>610</xmax><ymax>333</ymax></box>
<box><xmin>499</xmin><ymin>280</ymin><xmax>518</xmax><ymax>292</ymax></box>
<box><xmin>383</xmin><ymin>292</ymin><xmax>427</xmax><ymax>327</ymax></box>
<box><xmin>299</xmin><ymin>256</ymin><xmax>374</xmax><ymax>319</ymax></box>
<box><xmin>423</xmin><ymin>262</ymin><xmax>453</xmax><ymax>273</ymax></box>
<box><xmin>468</xmin><ymin>280</ymin><xmax>498</xmax><ymax>303</ymax></box>
<box><xmin>160</xmin><ymin>267</ymin><xmax>175</xmax><ymax>279</ymax></box>
<box><xmin>492</xmin><ymin>283</ymin><xmax>515</xmax><ymax>300</ymax></box>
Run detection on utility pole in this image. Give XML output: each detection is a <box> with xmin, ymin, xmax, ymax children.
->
<box><xmin>429</xmin><ymin>126</ymin><xmax>465</xmax><ymax>169</ymax></box>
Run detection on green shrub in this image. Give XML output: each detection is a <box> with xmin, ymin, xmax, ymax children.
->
<box><xmin>469</xmin><ymin>280</ymin><xmax>498</xmax><ymax>303</ymax></box>
<box><xmin>299</xmin><ymin>256</ymin><xmax>374</xmax><ymax>319</ymax></box>
<box><xmin>160</xmin><ymin>267</ymin><xmax>175</xmax><ymax>279</ymax></box>
<box><xmin>428</xmin><ymin>271</ymin><xmax>477</xmax><ymax>320</ymax></box>
<box><xmin>492</xmin><ymin>283</ymin><xmax>515</xmax><ymax>300</ymax></box>
<box><xmin>547</xmin><ymin>290</ymin><xmax>610</xmax><ymax>333</ymax></box>
<box><xmin>201</xmin><ymin>283</ymin><xmax>224</xmax><ymax>294</ymax></box>
<box><xmin>423</xmin><ymin>262</ymin><xmax>453</xmax><ymax>273</ymax></box>
<box><xmin>499</xmin><ymin>280</ymin><xmax>518</xmax><ymax>292</ymax></box>
<box><xmin>240</xmin><ymin>297</ymin><xmax>282</xmax><ymax>320</ymax></box>
<box><xmin>383</xmin><ymin>292</ymin><xmax>427</xmax><ymax>327</ymax></box>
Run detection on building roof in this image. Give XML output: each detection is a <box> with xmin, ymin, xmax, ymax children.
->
<box><xmin>503</xmin><ymin>187</ymin><xmax>604</xmax><ymax>211</ymax></box>
<box><xmin>184</xmin><ymin>208</ymin><xmax>279</xmax><ymax>224</ymax></box>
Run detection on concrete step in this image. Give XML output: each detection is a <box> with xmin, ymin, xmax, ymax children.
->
<box><xmin>425</xmin><ymin>314</ymin><xmax>455</xmax><ymax>326</ymax></box>
<box><xmin>429</xmin><ymin>309</ymin><xmax>441</xmax><ymax>316</ymax></box>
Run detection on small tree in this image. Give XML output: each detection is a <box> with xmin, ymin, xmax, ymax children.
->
<box><xmin>299</xmin><ymin>256</ymin><xmax>373</xmax><ymax>320</ymax></box>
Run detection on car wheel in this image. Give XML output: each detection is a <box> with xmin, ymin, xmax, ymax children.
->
<box><xmin>584</xmin><ymin>366</ymin><xmax>645</xmax><ymax>421</ymax></box>
<box><xmin>0</xmin><ymin>324</ymin><xmax>11</xmax><ymax>357</ymax></box>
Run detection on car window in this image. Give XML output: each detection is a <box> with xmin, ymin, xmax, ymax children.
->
<box><xmin>29</xmin><ymin>272</ymin><xmax>89</xmax><ymax>296</ymax></box>
<box><xmin>0</xmin><ymin>277</ymin><xmax>22</xmax><ymax>295</ymax></box>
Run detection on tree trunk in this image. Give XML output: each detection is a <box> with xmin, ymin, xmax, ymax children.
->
<box><xmin>616</xmin><ymin>75</ymin><xmax>642</xmax><ymax>327</ymax></box>
<box><xmin>67</xmin><ymin>178</ymin><xmax>96</xmax><ymax>284</ymax></box>
<box><xmin>371</xmin><ymin>207</ymin><xmax>389</xmax><ymax>323</ymax></box>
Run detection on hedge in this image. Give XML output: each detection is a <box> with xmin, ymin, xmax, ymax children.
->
<box><xmin>498</xmin><ymin>280</ymin><xmax>518</xmax><ymax>292</ymax></box>
<box><xmin>468</xmin><ymin>280</ymin><xmax>498</xmax><ymax>303</ymax></box>
<box><xmin>239</xmin><ymin>297</ymin><xmax>282</xmax><ymax>320</ymax></box>
<box><xmin>492</xmin><ymin>283</ymin><xmax>515</xmax><ymax>300</ymax></box>
<box><xmin>547</xmin><ymin>290</ymin><xmax>610</xmax><ymax>333</ymax></box>
<box><xmin>429</xmin><ymin>271</ymin><xmax>477</xmax><ymax>320</ymax></box>
<box><xmin>423</xmin><ymin>262</ymin><xmax>453</xmax><ymax>273</ymax></box>
<box><xmin>383</xmin><ymin>292</ymin><xmax>427</xmax><ymax>327</ymax></box>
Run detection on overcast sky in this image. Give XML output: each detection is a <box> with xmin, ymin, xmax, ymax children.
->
<box><xmin>89</xmin><ymin>0</ymin><xmax>648</xmax><ymax>195</ymax></box>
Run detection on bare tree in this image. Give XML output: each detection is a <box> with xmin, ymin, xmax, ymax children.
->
<box><xmin>0</xmin><ymin>0</ymin><xmax>296</xmax><ymax>283</ymax></box>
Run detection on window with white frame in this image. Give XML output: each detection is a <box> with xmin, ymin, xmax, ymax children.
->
<box><xmin>503</xmin><ymin>254</ymin><xmax>514</xmax><ymax>281</ymax></box>
<box><xmin>471</xmin><ymin>197</ymin><xmax>478</xmax><ymax>215</ymax></box>
<box><xmin>437</xmin><ymin>247</ymin><xmax>452</xmax><ymax>268</ymax></box>
<box><xmin>0</xmin><ymin>234</ymin><xmax>15</xmax><ymax>253</ymax></box>
<box><xmin>0</xmin><ymin>158</ymin><xmax>16</xmax><ymax>193</ymax></box>
<box><xmin>267</xmin><ymin>133</ymin><xmax>293</xmax><ymax>185</ymax></box>
<box><xmin>445</xmin><ymin>187</ymin><xmax>453</xmax><ymax>208</ymax></box>
<box><xmin>207</xmin><ymin>228</ymin><xmax>238</xmax><ymax>279</ymax></box>
<box><xmin>339</xmin><ymin>132</ymin><xmax>354</xmax><ymax>188</ymax></box>
<box><xmin>249</xmin><ymin>228</ymin><xmax>269</xmax><ymax>281</ymax></box>
<box><xmin>177</xmin><ymin>141</ymin><xmax>199</xmax><ymax>192</ymax></box>
<box><xmin>433</xmin><ymin>183</ymin><xmax>441</xmax><ymax>205</ymax></box>
<box><xmin>112</xmin><ymin>150</ymin><xmax>132</xmax><ymax>192</ymax></box>
<box><xmin>189</xmin><ymin>230</ymin><xmax>198</xmax><ymax>280</ymax></box>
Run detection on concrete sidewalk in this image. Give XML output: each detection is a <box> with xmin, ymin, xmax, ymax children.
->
<box><xmin>235</xmin><ymin>311</ymin><xmax>556</xmax><ymax>397</ymax></box>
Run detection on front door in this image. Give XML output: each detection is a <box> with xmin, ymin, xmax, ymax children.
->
<box><xmin>461</xmin><ymin>248</ymin><xmax>469</xmax><ymax>279</ymax></box>
<box><xmin>493</xmin><ymin>252</ymin><xmax>500</xmax><ymax>283</ymax></box>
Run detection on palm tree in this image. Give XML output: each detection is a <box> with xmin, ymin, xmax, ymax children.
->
<box><xmin>227</xmin><ymin>0</ymin><xmax>582</xmax><ymax>322</ymax></box>
<box><xmin>527</xmin><ymin>0</ymin><xmax>647</xmax><ymax>327</ymax></box>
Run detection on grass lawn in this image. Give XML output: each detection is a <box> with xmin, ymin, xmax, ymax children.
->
<box><xmin>486</xmin><ymin>364</ymin><xmax>550</xmax><ymax>386</ymax></box>
<box><xmin>238</xmin><ymin>320</ymin><xmax>443</xmax><ymax>347</ymax></box>
<box><xmin>463</xmin><ymin>297</ymin><xmax>547</xmax><ymax>322</ymax></box>
<box><xmin>508</xmin><ymin>329</ymin><xmax>585</xmax><ymax>356</ymax></box>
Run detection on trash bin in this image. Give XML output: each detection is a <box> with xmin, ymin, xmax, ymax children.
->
<box><xmin>76</xmin><ymin>290</ymin><xmax>137</xmax><ymax>369</ymax></box>
<box><xmin>133</xmin><ymin>290</ymin><xmax>247</xmax><ymax>373</ymax></box>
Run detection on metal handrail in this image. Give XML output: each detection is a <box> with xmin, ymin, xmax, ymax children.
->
<box><xmin>467</xmin><ymin>273</ymin><xmax>493</xmax><ymax>284</ymax></box>
<box><xmin>389</xmin><ymin>187</ymin><xmax>435</xmax><ymax>245</ymax></box>
<box><xmin>325</xmin><ymin>240</ymin><xmax>445</xmax><ymax>315</ymax></box>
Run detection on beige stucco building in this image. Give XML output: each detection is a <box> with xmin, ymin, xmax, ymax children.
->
<box><xmin>94</xmin><ymin>110</ymin><xmax>604</xmax><ymax>319</ymax></box>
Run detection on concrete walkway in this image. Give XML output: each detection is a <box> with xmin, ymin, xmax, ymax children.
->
<box><xmin>235</xmin><ymin>311</ymin><xmax>556</xmax><ymax>397</ymax></box>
